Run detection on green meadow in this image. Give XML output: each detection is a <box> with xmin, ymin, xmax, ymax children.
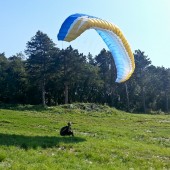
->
<box><xmin>0</xmin><ymin>104</ymin><xmax>169</xmax><ymax>170</ymax></box>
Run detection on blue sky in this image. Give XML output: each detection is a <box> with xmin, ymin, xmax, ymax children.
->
<box><xmin>0</xmin><ymin>0</ymin><xmax>170</xmax><ymax>68</ymax></box>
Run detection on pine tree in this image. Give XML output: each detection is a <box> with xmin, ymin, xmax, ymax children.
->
<box><xmin>25</xmin><ymin>31</ymin><xmax>56</xmax><ymax>106</ymax></box>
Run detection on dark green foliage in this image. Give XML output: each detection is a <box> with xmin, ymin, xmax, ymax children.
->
<box><xmin>25</xmin><ymin>31</ymin><xmax>59</xmax><ymax>106</ymax></box>
<box><xmin>0</xmin><ymin>31</ymin><xmax>170</xmax><ymax>113</ymax></box>
<box><xmin>0</xmin><ymin>53</ymin><xmax>27</xmax><ymax>104</ymax></box>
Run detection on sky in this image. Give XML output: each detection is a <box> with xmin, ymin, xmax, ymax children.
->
<box><xmin>0</xmin><ymin>0</ymin><xmax>170</xmax><ymax>68</ymax></box>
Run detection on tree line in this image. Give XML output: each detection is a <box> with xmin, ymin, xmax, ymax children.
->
<box><xmin>0</xmin><ymin>30</ymin><xmax>170</xmax><ymax>113</ymax></box>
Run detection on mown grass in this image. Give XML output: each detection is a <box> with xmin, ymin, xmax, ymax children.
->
<box><xmin>0</xmin><ymin>103</ymin><xmax>169</xmax><ymax>170</ymax></box>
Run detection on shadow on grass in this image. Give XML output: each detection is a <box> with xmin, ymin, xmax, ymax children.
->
<box><xmin>0</xmin><ymin>133</ymin><xmax>86</xmax><ymax>150</ymax></box>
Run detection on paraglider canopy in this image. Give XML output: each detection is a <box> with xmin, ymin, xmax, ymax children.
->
<box><xmin>57</xmin><ymin>13</ymin><xmax>135</xmax><ymax>83</ymax></box>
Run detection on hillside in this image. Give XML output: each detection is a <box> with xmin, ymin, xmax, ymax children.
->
<box><xmin>0</xmin><ymin>104</ymin><xmax>170</xmax><ymax>170</ymax></box>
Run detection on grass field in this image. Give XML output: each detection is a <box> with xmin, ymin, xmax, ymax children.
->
<box><xmin>0</xmin><ymin>103</ymin><xmax>169</xmax><ymax>170</ymax></box>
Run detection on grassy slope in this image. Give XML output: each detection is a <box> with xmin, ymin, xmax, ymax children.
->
<box><xmin>0</xmin><ymin>104</ymin><xmax>169</xmax><ymax>170</ymax></box>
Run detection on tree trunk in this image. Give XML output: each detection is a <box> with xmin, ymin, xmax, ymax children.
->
<box><xmin>42</xmin><ymin>78</ymin><xmax>46</xmax><ymax>107</ymax></box>
<box><xmin>63</xmin><ymin>52</ymin><xmax>69</xmax><ymax>104</ymax></box>
<box><xmin>141</xmin><ymin>85</ymin><xmax>146</xmax><ymax>113</ymax></box>
<box><xmin>166</xmin><ymin>92</ymin><xmax>169</xmax><ymax>113</ymax></box>
<box><xmin>64</xmin><ymin>82</ymin><xmax>68</xmax><ymax>104</ymax></box>
<box><xmin>125</xmin><ymin>83</ymin><xmax>130</xmax><ymax>112</ymax></box>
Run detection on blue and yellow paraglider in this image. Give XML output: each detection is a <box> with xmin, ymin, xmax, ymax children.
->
<box><xmin>57</xmin><ymin>13</ymin><xmax>135</xmax><ymax>83</ymax></box>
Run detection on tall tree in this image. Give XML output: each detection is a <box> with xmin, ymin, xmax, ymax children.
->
<box><xmin>59</xmin><ymin>46</ymin><xmax>87</xmax><ymax>104</ymax></box>
<box><xmin>133</xmin><ymin>50</ymin><xmax>151</xmax><ymax>112</ymax></box>
<box><xmin>25</xmin><ymin>30</ymin><xmax>56</xmax><ymax>106</ymax></box>
<box><xmin>45</xmin><ymin>47</ymin><xmax>62</xmax><ymax>105</ymax></box>
<box><xmin>156</xmin><ymin>67</ymin><xmax>170</xmax><ymax>112</ymax></box>
<box><xmin>165</xmin><ymin>69</ymin><xmax>170</xmax><ymax>113</ymax></box>
<box><xmin>95</xmin><ymin>49</ymin><xmax>117</xmax><ymax>105</ymax></box>
<box><xmin>0</xmin><ymin>53</ymin><xmax>8</xmax><ymax>103</ymax></box>
<box><xmin>0</xmin><ymin>53</ymin><xmax>27</xmax><ymax>104</ymax></box>
<box><xmin>7</xmin><ymin>53</ymin><xmax>27</xmax><ymax>103</ymax></box>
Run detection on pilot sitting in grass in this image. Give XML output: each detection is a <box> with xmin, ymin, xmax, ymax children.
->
<box><xmin>60</xmin><ymin>122</ymin><xmax>74</xmax><ymax>137</ymax></box>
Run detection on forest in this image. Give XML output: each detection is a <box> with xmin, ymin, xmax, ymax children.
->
<box><xmin>0</xmin><ymin>30</ymin><xmax>170</xmax><ymax>113</ymax></box>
